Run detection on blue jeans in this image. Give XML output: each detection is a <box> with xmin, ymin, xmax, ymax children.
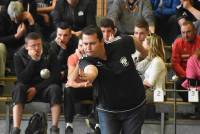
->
<box><xmin>98</xmin><ymin>105</ymin><xmax>145</xmax><ymax>134</ymax></box>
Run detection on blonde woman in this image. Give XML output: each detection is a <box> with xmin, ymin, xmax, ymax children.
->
<box><xmin>137</xmin><ymin>34</ymin><xmax>166</xmax><ymax>102</ymax></box>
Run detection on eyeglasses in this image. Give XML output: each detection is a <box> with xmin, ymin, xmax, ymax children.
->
<box><xmin>28</xmin><ymin>44</ymin><xmax>42</xmax><ymax>49</ymax></box>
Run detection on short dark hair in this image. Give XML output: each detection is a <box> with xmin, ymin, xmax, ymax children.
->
<box><xmin>25</xmin><ymin>32</ymin><xmax>41</xmax><ymax>44</ymax></box>
<box><xmin>100</xmin><ymin>18</ymin><xmax>115</xmax><ymax>30</ymax></box>
<box><xmin>134</xmin><ymin>19</ymin><xmax>149</xmax><ymax>31</ymax></box>
<box><xmin>81</xmin><ymin>25</ymin><xmax>103</xmax><ymax>41</ymax></box>
<box><xmin>181</xmin><ymin>20</ymin><xmax>196</xmax><ymax>30</ymax></box>
<box><xmin>56</xmin><ymin>22</ymin><xmax>71</xmax><ymax>30</ymax></box>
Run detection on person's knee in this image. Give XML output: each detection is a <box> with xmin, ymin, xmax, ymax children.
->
<box><xmin>49</xmin><ymin>84</ymin><xmax>62</xmax><ymax>95</ymax></box>
<box><xmin>12</xmin><ymin>83</ymin><xmax>26</xmax><ymax>94</ymax></box>
<box><xmin>48</xmin><ymin>84</ymin><xmax>62</xmax><ymax>104</ymax></box>
<box><xmin>0</xmin><ymin>43</ymin><xmax>7</xmax><ymax>58</ymax></box>
<box><xmin>12</xmin><ymin>83</ymin><xmax>27</xmax><ymax>105</ymax></box>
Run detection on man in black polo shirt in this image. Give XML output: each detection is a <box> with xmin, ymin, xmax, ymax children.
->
<box><xmin>66</xmin><ymin>26</ymin><xmax>147</xmax><ymax>134</ymax></box>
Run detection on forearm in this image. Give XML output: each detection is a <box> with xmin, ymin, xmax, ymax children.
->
<box><xmin>68</xmin><ymin>64</ymin><xmax>79</xmax><ymax>81</ymax></box>
<box><xmin>143</xmin><ymin>79</ymin><xmax>153</xmax><ymax>88</ymax></box>
<box><xmin>187</xmin><ymin>6</ymin><xmax>200</xmax><ymax>20</ymax></box>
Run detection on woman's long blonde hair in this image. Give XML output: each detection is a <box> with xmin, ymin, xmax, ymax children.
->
<box><xmin>146</xmin><ymin>34</ymin><xmax>165</xmax><ymax>60</ymax></box>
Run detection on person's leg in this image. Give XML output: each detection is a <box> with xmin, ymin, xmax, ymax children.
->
<box><xmin>64</xmin><ymin>87</ymin><xmax>75</xmax><ymax>124</ymax></box>
<box><xmin>11</xmin><ymin>83</ymin><xmax>27</xmax><ymax>133</ymax></box>
<box><xmin>64</xmin><ymin>87</ymin><xmax>93</xmax><ymax>133</ymax></box>
<box><xmin>121</xmin><ymin>105</ymin><xmax>145</xmax><ymax>134</ymax></box>
<box><xmin>45</xmin><ymin>84</ymin><xmax>62</xmax><ymax>134</ymax></box>
<box><xmin>46</xmin><ymin>84</ymin><xmax>62</xmax><ymax>127</ymax></box>
<box><xmin>176</xmin><ymin>78</ymin><xmax>187</xmax><ymax>102</ymax></box>
<box><xmin>98</xmin><ymin>110</ymin><xmax>121</xmax><ymax>134</ymax></box>
<box><xmin>0</xmin><ymin>43</ymin><xmax>6</xmax><ymax>94</ymax></box>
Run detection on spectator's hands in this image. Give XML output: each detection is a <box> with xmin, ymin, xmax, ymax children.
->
<box><xmin>55</xmin><ymin>36</ymin><xmax>67</xmax><ymax>49</ymax></box>
<box><xmin>15</xmin><ymin>23</ymin><xmax>26</xmax><ymax>39</ymax></box>
<box><xmin>23</xmin><ymin>12</ymin><xmax>35</xmax><ymax>26</ymax></box>
<box><xmin>26</xmin><ymin>87</ymin><xmax>37</xmax><ymax>101</ymax></box>
<box><xmin>28</xmin><ymin>47</ymin><xmax>42</xmax><ymax>61</ymax></box>
<box><xmin>178</xmin><ymin>18</ymin><xmax>187</xmax><ymax>26</ymax></box>
<box><xmin>65</xmin><ymin>80</ymin><xmax>92</xmax><ymax>88</ymax></box>
<box><xmin>72</xmin><ymin>31</ymin><xmax>82</xmax><ymax>37</ymax></box>
<box><xmin>75</xmin><ymin>48</ymin><xmax>85</xmax><ymax>59</ymax></box>
<box><xmin>108</xmin><ymin>34</ymin><xmax>115</xmax><ymax>41</ymax></box>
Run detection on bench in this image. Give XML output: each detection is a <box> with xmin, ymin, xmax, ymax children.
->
<box><xmin>0</xmin><ymin>77</ymin><xmax>16</xmax><ymax>134</ymax></box>
<box><xmin>0</xmin><ymin>76</ymin><xmax>94</xmax><ymax>133</ymax></box>
<box><xmin>155</xmin><ymin>96</ymin><xmax>195</xmax><ymax>134</ymax></box>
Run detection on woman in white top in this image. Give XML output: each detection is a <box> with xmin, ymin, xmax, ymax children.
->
<box><xmin>142</xmin><ymin>34</ymin><xmax>166</xmax><ymax>102</ymax></box>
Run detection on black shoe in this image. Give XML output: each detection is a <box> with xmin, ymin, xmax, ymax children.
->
<box><xmin>50</xmin><ymin>126</ymin><xmax>59</xmax><ymax>134</ymax></box>
<box><xmin>65</xmin><ymin>126</ymin><xmax>73</xmax><ymax>134</ymax></box>
<box><xmin>94</xmin><ymin>126</ymin><xmax>101</xmax><ymax>134</ymax></box>
<box><xmin>11</xmin><ymin>127</ymin><xmax>20</xmax><ymax>134</ymax></box>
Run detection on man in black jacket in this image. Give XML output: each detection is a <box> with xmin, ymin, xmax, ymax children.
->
<box><xmin>0</xmin><ymin>1</ymin><xmax>36</xmax><ymax>94</ymax></box>
<box><xmin>51</xmin><ymin>0</ymin><xmax>96</xmax><ymax>36</ymax></box>
<box><xmin>49</xmin><ymin>22</ymin><xmax>78</xmax><ymax>82</ymax></box>
<box><xmin>11</xmin><ymin>32</ymin><xmax>62</xmax><ymax>134</ymax></box>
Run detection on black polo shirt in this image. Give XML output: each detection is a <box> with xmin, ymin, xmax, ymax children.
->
<box><xmin>80</xmin><ymin>36</ymin><xmax>145</xmax><ymax>112</ymax></box>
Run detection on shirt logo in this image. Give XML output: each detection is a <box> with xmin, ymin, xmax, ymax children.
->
<box><xmin>120</xmin><ymin>57</ymin><xmax>129</xmax><ymax>67</ymax></box>
<box><xmin>96</xmin><ymin>61</ymin><xmax>103</xmax><ymax>66</ymax></box>
<box><xmin>78</xmin><ymin>11</ymin><xmax>84</xmax><ymax>16</ymax></box>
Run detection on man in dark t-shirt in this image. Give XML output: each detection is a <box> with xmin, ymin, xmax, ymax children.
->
<box><xmin>66</xmin><ymin>26</ymin><xmax>148</xmax><ymax>134</ymax></box>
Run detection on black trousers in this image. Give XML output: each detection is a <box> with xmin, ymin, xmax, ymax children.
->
<box><xmin>64</xmin><ymin>87</ymin><xmax>93</xmax><ymax>122</ymax></box>
<box><xmin>12</xmin><ymin>82</ymin><xmax>62</xmax><ymax>106</ymax></box>
<box><xmin>175</xmin><ymin>78</ymin><xmax>187</xmax><ymax>102</ymax></box>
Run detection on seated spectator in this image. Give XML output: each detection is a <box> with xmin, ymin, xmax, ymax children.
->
<box><xmin>51</xmin><ymin>0</ymin><xmax>96</xmax><ymax>37</ymax></box>
<box><xmin>172</xmin><ymin>21</ymin><xmax>200</xmax><ymax>102</ymax></box>
<box><xmin>151</xmin><ymin>0</ymin><xmax>180</xmax><ymax>44</ymax></box>
<box><xmin>108</xmin><ymin>0</ymin><xmax>155</xmax><ymax>34</ymax></box>
<box><xmin>36</xmin><ymin>0</ymin><xmax>57</xmax><ymax>28</ymax></box>
<box><xmin>176</xmin><ymin>0</ymin><xmax>200</xmax><ymax>26</ymax></box>
<box><xmin>11</xmin><ymin>32</ymin><xmax>62</xmax><ymax>134</ymax></box>
<box><xmin>132</xmin><ymin>19</ymin><xmax>150</xmax><ymax>63</ymax></box>
<box><xmin>0</xmin><ymin>1</ymin><xmax>37</xmax><ymax>86</ymax></box>
<box><xmin>64</xmin><ymin>39</ymin><xmax>99</xmax><ymax>134</ymax></box>
<box><xmin>182</xmin><ymin>48</ymin><xmax>200</xmax><ymax>90</ymax></box>
<box><xmin>176</xmin><ymin>0</ymin><xmax>200</xmax><ymax>35</ymax></box>
<box><xmin>99</xmin><ymin>17</ymin><xmax>116</xmax><ymax>42</ymax></box>
<box><xmin>141</xmin><ymin>34</ymin><xmax>166</xmax><ymax>102</ymax></box>
<box><xmin>37</xmin><ymin>0</ymin><xmax>57</xmax><ymax>14</ymax></box>
<box><xmin>49</xmin><ymin>22</ymin><xmax>78</xmax><ymax>81</ymax></box>
<box><xmin>19</xmin><ymin>0</ymin><xmax>54</xmax><ymax>40</ymax></box>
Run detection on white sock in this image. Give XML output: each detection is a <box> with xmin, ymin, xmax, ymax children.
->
<box><xmin>66</xmin><ymin>122</ymin><xmax>73</xmax><ymax>128</ymax></box>
<box><xmin>95</xmin><ymin>124</ymin><xmax>100</xmax><ymax>129</ymax></box>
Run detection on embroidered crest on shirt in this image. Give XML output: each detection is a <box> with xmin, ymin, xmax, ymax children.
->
<box><xmin>120</xmin><ymin>57</ymin><xmax>129</xmax><ymax>67</ymax></box>
<box><xmin>96</xmin><ymin>61</ymin><xmax>103</xmax><ymax>67</ymax></box>
<box><xmin>78</xmin><ymin>11</ymin><xmax>84</xmax><ymax>16</ymax></box>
